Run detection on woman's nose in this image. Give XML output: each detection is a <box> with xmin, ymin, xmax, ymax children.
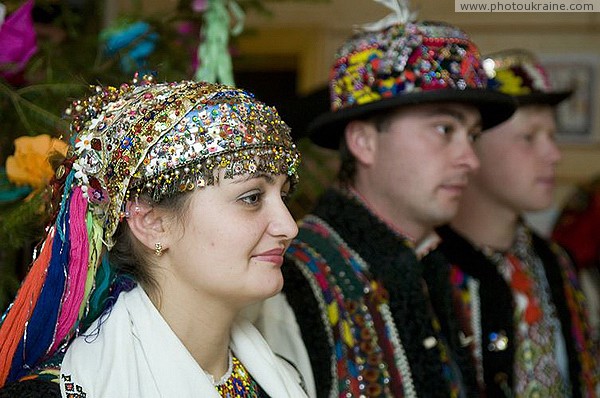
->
<box><xmin>270</xmin><ymin>198</ymin><xmax>299</xmax><ymax>240</ymax></box>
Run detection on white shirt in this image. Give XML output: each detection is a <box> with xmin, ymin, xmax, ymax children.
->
<box><xmin>60</xmin><ymin>286</ymin><xmax>307</xmax><ymax>397</ymax></box>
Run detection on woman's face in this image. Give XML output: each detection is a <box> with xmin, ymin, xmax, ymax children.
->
<box><xmin>158</xmin><ymin>171</ymin><xmax>298</xmax><ymax>311</ymax></box>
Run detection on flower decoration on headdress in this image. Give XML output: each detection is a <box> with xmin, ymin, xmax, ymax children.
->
<box><xmin>6</xmin><ymin>134</ymin><xmax>69</xmax><ymax>189</ymax></box>
<box><xmin>101</xmin><ymin>21</ymin><xmax>159</xmax><ymax>74</ymax></box>
<box><xmin>0</xmin><ymin>0</ymin><xmax>38</xmax><ymax>85</ymax></box>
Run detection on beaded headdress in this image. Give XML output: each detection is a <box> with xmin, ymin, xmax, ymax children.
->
<box><xmin>482</xmin><ymin>48</ymin><xmax>572</xmax><ymax>106</ymax></box>
<box><xmin>0</xmin><ymin>77</ymin><xmax>300</xmax><ymax>386</ymax></box>
<box><xmin>67</xmin><ymin>77</ymin><xmax>299</xmax><ymax>248</ymax></box>
<box><xmin>307</xmin><ymin>4</ymin><xmax>516</xmax><ymax>149</ymax></box>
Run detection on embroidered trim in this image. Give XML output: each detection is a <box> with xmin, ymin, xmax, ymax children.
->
<box><xmin>287</xmin><ymin>253</ymin><xmax>338</xmax><ymax>398</ymax></box>
<box><xmin>444</xmin><ymin>223</ymin><xmax>599</xmax><ymax>396</ymax></box>
<box><xmin>205</xmin><ymin>350</ymin><xmax>234</xmax><ymax>386</ymax></box>
<box><xmin>468</xmin><ymin>278</ymin><xmax>484</xmax><ymax>388</ymax></box>
<box><xmin>294</xmin><ymin>214</ymin><xmax>417</xmax><ymax>398</ymax></box>
<box><xmin>490</xmin><ymin>228</ymin><xmax>570</xmax><ymax>396</ymax></box>
<box><xmin>61</xmin><ymin>374</ymin><xmax>87</xmax><ymax>398</ymax></box>
<box><xmin>379</xmin><ymin>303</ymin><xmax>416</xmax><ymax>397</ymax></box>
<box><xmin>213</xmin><ymin>355</ymin><xmax>261</xmax><ymax>397</ymax></box>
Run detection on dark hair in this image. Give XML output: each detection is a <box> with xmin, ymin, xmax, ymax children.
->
<box><xmin>109</xmin><ymin>190</ymin><xmax>193</xmax><ymax>298</ymax></box>
<box><xmin>336</xmin><ymin>108</ymin><xmax>399</xmax><ymax>186</ymax></box>
<box><xmin>336</xmin><ymin>138</ymin><xmax>356</xmax><ymax>188</ymax></box>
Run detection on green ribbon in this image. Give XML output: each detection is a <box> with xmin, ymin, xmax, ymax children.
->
<box><xmin>195</xmin><ymin>0</ymin><xmax>245</xmax><ymax>85</ymax></box>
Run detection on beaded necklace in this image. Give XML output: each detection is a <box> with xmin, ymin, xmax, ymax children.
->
<box><xmin>207</xmin><ymin>352</ymin><xmax>261</xmax><ymax>398</ymax></box>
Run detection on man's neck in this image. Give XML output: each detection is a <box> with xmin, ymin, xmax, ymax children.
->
<box><xmin>348</xmin><ymin>185</ymin><xmax>422</xmax><ymax>243</ymax></box>
<box><xmin>451</xmin><ymin>194</ymin><xmax>519</xmax><ymax>251</ymax></box>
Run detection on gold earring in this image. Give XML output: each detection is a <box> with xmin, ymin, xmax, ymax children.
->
<box><xmin>155</xmin><ymin>242</ymin><xmax>163</xmax><ymax>256</ymax></box>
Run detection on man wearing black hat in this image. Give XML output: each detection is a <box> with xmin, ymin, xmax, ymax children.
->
<box><xmin>437</xmin><ymin>49</ymin><xmax>599</xmax><ymax>397</ymax></box>
<box><xmin>250</xmin><ymin>9</ymin><xmax>516</xmax><ymax>398</ymax></box>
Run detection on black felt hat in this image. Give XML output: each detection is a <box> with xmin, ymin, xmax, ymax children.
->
<box><xmin>307</xmin><ymin>20</ymin><xmax>517</xmax><ymax>150</ymax></box>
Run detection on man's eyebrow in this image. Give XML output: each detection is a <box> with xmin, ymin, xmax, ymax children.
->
<box><xmin>422</xmin><ymin>107</ymin><xmax>481</xmax><ymax>125</ymax></box>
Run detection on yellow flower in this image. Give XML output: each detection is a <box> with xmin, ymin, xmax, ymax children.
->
<box><xmin>6</xmin><ymin>135</ymin><xmax>69</xmax><ymax>189</ymax></box>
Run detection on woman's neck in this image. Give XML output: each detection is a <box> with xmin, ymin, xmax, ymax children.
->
<box><xmin>149</xmin><ymin>285</ymin><xmax>236</xmax><ymax>379</ymax></box>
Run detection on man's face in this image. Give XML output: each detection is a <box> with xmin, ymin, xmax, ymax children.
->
<box><xmin>356</xmin><ymin>102</ymin><xmax>481</xmax><ymax>241</ymax></box>
<box><xmin>469</xmin><ymin>104</ymin><xmax>561</xmax><ymax>213</ymax></box>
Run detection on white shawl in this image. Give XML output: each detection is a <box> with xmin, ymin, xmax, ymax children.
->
<box><xmin>59</xmin><ymin>286</ymin><xmax>307</xmax><ymax>397</ymax></box>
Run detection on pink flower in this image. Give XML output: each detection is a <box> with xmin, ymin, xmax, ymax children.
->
<box><xmin>192</xmin><ymin>0</ymin><xmax>208</xmax><ymax>12</ymax></box>
<box><xmin>0</xmin><ymin>0</ymin><xmax>38</xmax><ymax>85</ymax></box>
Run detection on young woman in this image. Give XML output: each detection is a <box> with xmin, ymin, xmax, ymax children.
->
<box><xmin>0</xmin><ymin>76</ymin><xmax>306</xmax><ymax>397</ymax></box>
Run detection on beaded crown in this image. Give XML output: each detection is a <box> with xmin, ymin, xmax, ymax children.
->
<box><xmin>63</xmin><ymin>77</ymin><xmax>300</xmax><ymax>248</ymax></box>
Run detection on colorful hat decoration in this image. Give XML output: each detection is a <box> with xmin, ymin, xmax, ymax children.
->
<box><xmin>0</xmin><ymin>76</ymin><xmax>300</xmax><ymax>386</ymax></box>
<box><xmin>308</xmin><ymin>17</ymin><xmax>516</xmax><ymax>149</ymax></box>
<box><xmin>483</xmin><ymin>48</ymin><xmax>572</xmax><ymax>106</ymax></box>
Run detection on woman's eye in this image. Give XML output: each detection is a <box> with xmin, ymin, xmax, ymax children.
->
<box><xmin>240</xmin><ymin>192</ymin><xmax>262</xmax><ymax>205</ymax></box>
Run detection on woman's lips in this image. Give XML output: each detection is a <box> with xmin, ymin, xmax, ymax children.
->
<box><xmin>253</xmin><ymin>248</ymin><xmax>285</xmax><ymax>266</ymax></box>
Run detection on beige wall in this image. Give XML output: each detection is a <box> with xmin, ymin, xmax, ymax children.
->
<box><xmin>239</xmin><ymin>0</ymin><xmax>600</xmax><ymax>207</ymax></box>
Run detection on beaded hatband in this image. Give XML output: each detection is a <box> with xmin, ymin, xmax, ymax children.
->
<box><xmin>482</xmin><ymin>48</ymin><xmax>571</xmax><ymax>105</ymax></box>
<box><xmin>330</xmin><ymin>21</ymin><xmax>488</xmax><ymax>112</ymax></box>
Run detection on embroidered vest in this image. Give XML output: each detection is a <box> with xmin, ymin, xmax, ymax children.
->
<box><xmin>439</xmin><ymin>225</ymin><xmax>600</xmax><ymax>397</ymax></box>
<box><xmin>287</xmin><ymin>216</ymin><xmax>415</xmax><ymax>397</ymax></box>
<box><xmin>283</xmin><ymin>189</ymin><xmax>479</xmax><ymax>398</ymax></box>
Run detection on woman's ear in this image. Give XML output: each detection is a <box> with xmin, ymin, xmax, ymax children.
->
<box><xmin>344</xmin><ymin>120</ymin><xmax>378</xmax><ymax>166</ymax></box>
<box><xmin>125</xmin><ymin>200</ymin><xmax>168</xmax><ymax>253</ymax></box>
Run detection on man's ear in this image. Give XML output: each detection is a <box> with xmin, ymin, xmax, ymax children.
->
<box><xmin>125</xmin><ymin>200</ymin><xmax>168</xmax><ymax>252</ymax></box>
<box><xmin>344</xmin><ymin>120</ymin><xmax>378</xmax><ymax>166</ymax></box>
